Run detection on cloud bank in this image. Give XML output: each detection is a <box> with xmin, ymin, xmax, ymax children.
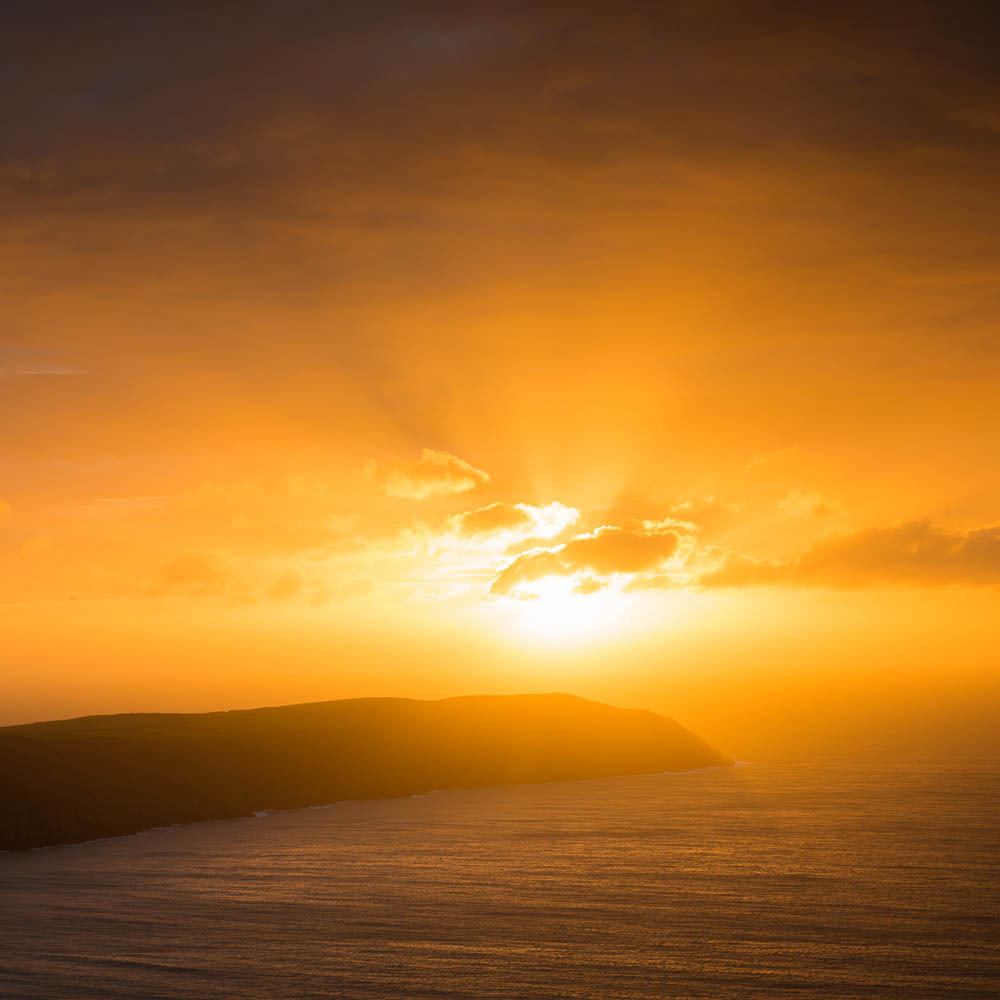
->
<box><xmin>490</xmin><ymin>516</ymin><xmax>1000</xmax><ymax>597</ymax></box>
<box><xmin>701</xmin><ymin>521</ymin><xmax>1000</xmax><ymax>589</ymax></box>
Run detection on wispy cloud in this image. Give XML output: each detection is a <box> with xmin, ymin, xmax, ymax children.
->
<box><xmin>370</xmin><ymin>448</ymin><xmax>490</xmax><ymax>500</ymax></box>
<box><xmin>0</xmin><ymin>364</ymin><xmax>90</xmax><ymax>377</ymax></box>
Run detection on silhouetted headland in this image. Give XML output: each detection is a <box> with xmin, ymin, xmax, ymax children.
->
<box><xmin>0</xmin><ymin>694</ymin><xmax>731</xmax><ymax>850</ymax></box>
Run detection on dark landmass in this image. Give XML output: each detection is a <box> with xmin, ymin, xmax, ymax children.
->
<box><xmin>0</xmin><ymin>694</ymin><xmax>731</xmax><ymax>851</ymax></box>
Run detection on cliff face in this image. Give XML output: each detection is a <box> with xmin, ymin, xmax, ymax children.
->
<box><xmin>0</xmin><ymin>693</ymin><xmax>731</xmax><ymax>851</ymax></box>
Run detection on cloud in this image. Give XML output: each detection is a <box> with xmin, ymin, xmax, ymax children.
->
<box><xmin>376</xmin><ymin>449</ymin><xmax>490</xmax><ymax>499</ymax></box>
<box><xmin>0</xmin><ymin>364</ymin><xmax>89</xmax><ymax>377</ymax></box>
<box><xmin>700</xmin><ymin>521</ymin><xmax>1000</xmax><ymax>589</ymax></box>
<box><xmin>158</xmin><ymin>552</ymin><xmax>229</xmax><ymax>594</ymax></box>
<box><xmin>451</xmin><ymin>501</ymin><xmax>532</xmax><ymax>535</ymax></box>
<box><xmin>662</xmin><ymin>493</ymin><xmax>742</xmax><ymax>538</ymax></box>
<box><xmin>691</xmin><ymin>551</ymin><xmax>785</xmax><ymax>589</ymax></box>
<box><xmin>491</xmin><ymin>521</ymin><xmax>686</xmax><ymax>596</ymax></box>
<box><xmin>449</xmin><ymin>501</ymin><xmax>577</xmax><ymax>540</ymax></box>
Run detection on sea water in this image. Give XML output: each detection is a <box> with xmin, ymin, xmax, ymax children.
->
<box><xmin>1</xmin><ymin>754</ymin><xmax>997</xmax><ymax>998</ymax></box>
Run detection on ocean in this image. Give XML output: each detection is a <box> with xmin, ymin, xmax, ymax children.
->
<box><xmin>1</xmin><ymin>755</ymin><xmax>997</xmax><ymax>999</ymax></box>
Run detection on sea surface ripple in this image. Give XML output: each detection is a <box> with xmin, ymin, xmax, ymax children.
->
<box><xmin>1</xmin><ymin>754</ymin><xmax>997</xmax><ymax>999</ymax></box>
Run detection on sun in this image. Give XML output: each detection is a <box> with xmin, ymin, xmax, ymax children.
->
<box><xmin>499</xmin><ymin>575</ymin><xmax>630</xmax><ymax>645</ymax></box>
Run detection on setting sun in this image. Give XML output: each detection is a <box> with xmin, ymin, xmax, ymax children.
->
<box><xmin>496</xmin><ymin>577</ymin><xmax>632</xmax><ymax>646</ymax></box>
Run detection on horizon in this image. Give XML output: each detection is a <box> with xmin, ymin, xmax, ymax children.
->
<box><xmin>3</xmin><ymin>682</ymin><xmax>997</xmax><ymax>763</ymax></box>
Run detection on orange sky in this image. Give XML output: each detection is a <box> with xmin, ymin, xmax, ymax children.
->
<box><xmin>2</xmin><ymin>1</ymin><xmax>998</xmax><ymax>753</ymax></box>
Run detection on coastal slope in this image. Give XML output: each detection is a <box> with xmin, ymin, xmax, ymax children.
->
<box><xmin>0</xmin><ymin>693</ymin><xmax>731</xmax><ymax>850</ymax></box>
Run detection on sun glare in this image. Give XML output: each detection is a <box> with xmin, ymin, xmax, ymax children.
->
<box><xmin>500</xmin><ymin>576</ymin><xmax>630</xmax><ymax>645</ymax></box>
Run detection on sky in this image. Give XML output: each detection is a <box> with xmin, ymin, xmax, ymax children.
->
<box><xmin>2</xmin><ymin>1</ymin><xmax>998</xmax><ymax>754</ymax></box>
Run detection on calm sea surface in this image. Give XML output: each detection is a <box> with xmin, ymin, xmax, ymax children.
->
<box><xmin>1</xmin><ymin>755</ymin><xmax>998</xmax><ymax>999</ymax></box>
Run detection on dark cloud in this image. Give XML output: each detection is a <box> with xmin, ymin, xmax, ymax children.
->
<box><xmin>4</xmin><ymin>2</ymin><xmax>999</xmax><ymax>249</ymax></box>
<box><xmin>6</xmin><ymin>3</ymin><xmax>999</xmax><ymax>159</ymax></box>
